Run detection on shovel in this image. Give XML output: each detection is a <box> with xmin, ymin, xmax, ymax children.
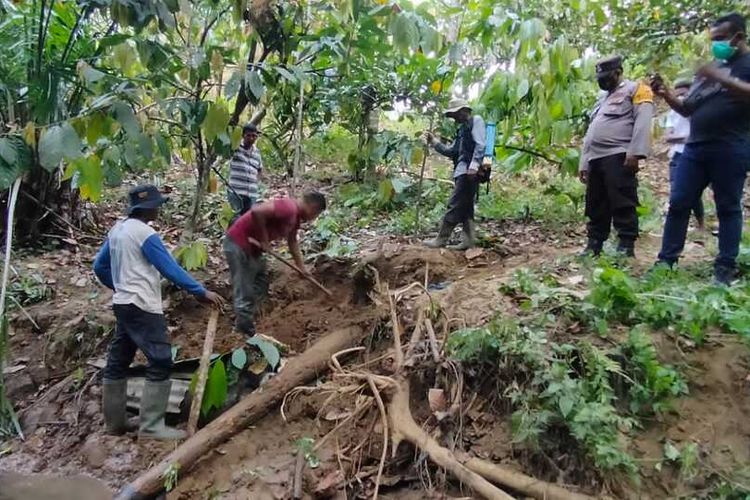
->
<box><xmin>247</xmin><ymin>237</ymin><xmax>335</xmax><ymax>299</ymax></box>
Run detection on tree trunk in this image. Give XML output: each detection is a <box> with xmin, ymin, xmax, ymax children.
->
<box><xmin>12</xmin><ymin>168</ymin><xmax>76</xmax><ymax>244</ymax></box>
<box><xmin>115</xmin><ymin>325</ymin><xmax>366</xmax><ymax>500</ymax></box>
<box><xmin>186</xmin><ymin>156</ymin><xmax>212</xmax><ymax>238</ymax></box>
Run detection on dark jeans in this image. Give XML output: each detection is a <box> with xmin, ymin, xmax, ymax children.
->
<box><xmin>104</xmin><ymin>304</ymin><xmax>172</xmax><ymax>382</ymax></box>
<box><xmin>659</xmin><ymin>141</ymin><xmax>750</xmax><ymax>268</ymax></box>
<box><xmin>584</xmin><ymin>153</ymin><xmax>639</xmax><ymax>243</ymax></box>
<box><xmin>223</xmin><ymin>237</ymin><xmax>268</xmax><ymax>335</ymax></box>
<box><xmin>669</xmin><ymin>152</ymin><xmax>704</xmax><ymax>222</ymax></box>
<box><xmin>443</xmin><ymin>174</ymin><xmax>478</xmax><ymax>225</ymax></box>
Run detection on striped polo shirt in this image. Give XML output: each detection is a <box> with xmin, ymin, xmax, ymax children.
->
<box><xmin>228</xmin><ymin>144</ymin><xmax>263</xmax><ymax>199</ymax></box>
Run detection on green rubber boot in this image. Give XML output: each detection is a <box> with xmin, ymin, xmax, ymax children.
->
<box><xmin>102</xmin><ymin>378</ymin><xmax>137</xmax><ymax>435</ymax></box>
<box><xmin>424</xmin><ymin>221</ymin><xmax>455</xmax><ymax>248</ymax></box>
<box><xmin>139</xmin><ymin>379</ymin><xmax>186</xmax><ymax>441</ymax></box>
<box><xmin>447</xmin><ymin>220</ymin><xmax>476</xmax><ymax>251</ymax></box>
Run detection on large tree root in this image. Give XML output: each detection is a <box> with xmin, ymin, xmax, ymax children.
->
<box><xmin>385</xmin><ymin>376</ymin><xmax>515</xmax><ymax>500</ymax></box>
<box><xmin>463</xmin><ymin>457</ymin><xmax>595</xmax><ymax>500</ymax></box>
<box><xmin>355</xmin><ymin>291</ymin><xmax>596</xmax><ymax>500</ymax></box>
<box><xmin>115</xmin><ymin>325</ymin><xmax>365</xmax><ymax>500</ymax></box>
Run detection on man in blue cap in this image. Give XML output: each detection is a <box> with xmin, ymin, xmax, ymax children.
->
<box><xmin>93</xmin><ymin>184</ymin><xmax>224</xmax><ymax>440</ymax></box>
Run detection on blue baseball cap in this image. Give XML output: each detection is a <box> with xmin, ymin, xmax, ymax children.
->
<box><xmin>126</xmin><ymin>184</ymin><xmax>169</xmax><ymax>215</ymax></box>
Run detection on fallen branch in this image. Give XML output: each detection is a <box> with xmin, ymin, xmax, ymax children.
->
<box><xmin>293</xmin><ymin>448</ymin><xmax>305</xmax><ymax>499</ymax></box>
<box><xmin>115</xmin><ymin>325</ymin><xmax>366</xmax><ymax>499</ymax></box>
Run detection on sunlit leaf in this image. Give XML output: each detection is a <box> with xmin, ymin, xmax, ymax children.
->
<box><xmin>38</xmin><ymin>123</ymin><xmax>82</xmax><ymax>171</ymax></box>
<box><xmin>174</xmin><ymin>240</ymin><xmax>208</xmax><ymax>271</ymax></box>
<box><xmin>74</xmin><ymin>155</ymin><xmax>104</xmax><ymax>201</ymax></box>
<box><xmin>201</xmin><ymin>102</ymin><xmax>230</xmax><ymax>143</ymax></box>
<box><xmin>231</xmin><ymin>348</ymin><xmax>247</xmax><ymax>370</ymax></box>
<box><xmin>247</xmin><ymin>336</ymin><xmax>280</xmax><ymax>369</ymax></box>
<box><xmin>392</xmin><ymin>13</ymin><xmax>419</xmax><ymax>52</ymax></box>
<box><xmin>111</xmin><ymin>42</ymin><xmax>137</xmax><ymax>72</ymax></box>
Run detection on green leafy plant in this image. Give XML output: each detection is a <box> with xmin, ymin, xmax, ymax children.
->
<box><xmin>162</xmin><ymin>462</ymin><xmax>181</xmax><ymax>492</ymax></box>
<box><xmin>0</xmin><ymin>318</ymin><xmax>22</xmax><ymax>438</ymax></box>
<box><xmin>247</xmin><ymin>337</ymin><xmax>281</xmax><ymax>370</ymax></box>
<box><xmin>190</xmin><ymin>358</ymin><xmax>229</xmax><ymax>418</ymax></box>
<box><xmin>662</xmin><ymin>440</ymin><xmax>699</xmax><ymax>480</ymax></box>
<box><xmin>622</xmin><ymin>329</ymin><xmax>688</xmax><ymax>416</ymax></box>
<box><xmin>174</xmin><ymin>240</ymin><xmax>209</xmax><ymax>271</ymax></box>
<box><xmin>587</xmin><ymin>266</ymin><xmax>638</xmax><ymax>323</ymax></box>
<box><xmin>294</xmin><ymin>437</ymin><xmax>320</xmax><ymax>469</ymax></box>
<box><xmin>8</xmin><ymin>272</ymin><xmax>51</xmax><ymax>308</ymax></box>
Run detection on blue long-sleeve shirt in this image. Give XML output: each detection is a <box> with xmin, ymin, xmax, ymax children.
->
<box><xmin>93</xmin><ymin>218</ymin><xmax>206</xmax><ymax>314</ymax></box>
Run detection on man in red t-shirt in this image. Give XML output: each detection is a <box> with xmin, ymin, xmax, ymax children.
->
<box><xmin>223</xmin><ymin>191</ymin><xmax>327</xmax><ymax>336</ymax></box>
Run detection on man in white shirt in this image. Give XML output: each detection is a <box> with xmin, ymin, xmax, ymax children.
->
<box><xmin>94</xmin><ymin>185</ymin><xmax>224</xmax><ymax>439</ymax></box>
<box><xmin>425</xmin><ymin>99</ymin><xmax>487</xmax><ymax>250</ymax></box>
<box><xmin>665</xmin><ymin>80</ymin><xmax>705</xmax><ymax>230</ymax></box>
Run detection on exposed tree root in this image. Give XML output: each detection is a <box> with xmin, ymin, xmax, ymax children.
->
<box><xmin>462</xmin><ymin>457</ymin><xmax>595</xmax><ymax>500</ymax></box>
<box><xmin>322</xmin><ymin>288</ymin><xmax>597</xmax><ymax>500</ymax></box>
<box><xmin>384</xmin><ymin>376</ymin><xmax>514</xmax><ymax>500</ymax></box>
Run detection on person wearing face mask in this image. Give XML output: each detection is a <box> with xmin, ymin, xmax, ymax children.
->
<box><xmin>664</xmin><ymin>80</ymin><xmax>705</xmax><ymax>230</ymax></box>
<box><xmin>651</xmin><ymin>13</ymin><xmax>750</xmax><ymax>285</ymax></box>
<box><xmin>424</xmin><ymin>99</ymin><xmax>487</xmax><ymax>250</ymax></box>
<box><xmin>578</xmin><ymin>55</ymin><xmax>655</xmax><ymax>258</ymax></box>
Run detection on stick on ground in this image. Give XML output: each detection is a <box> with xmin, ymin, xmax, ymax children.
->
<box><xmin>187</xmin><ymin>308</ymin><xmax>220</xmax><ymax>436</ymax></box>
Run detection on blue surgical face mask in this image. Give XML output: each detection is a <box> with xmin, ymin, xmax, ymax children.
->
<box><xmin>712</xmin><ymin>39</ymin><xmax>737</xmax><ymax>61</ymax></box>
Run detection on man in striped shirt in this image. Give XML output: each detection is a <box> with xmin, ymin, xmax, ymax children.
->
<box><xmin>228</xmin><ymin>123</ymin><xmax>263</xmax><ymax>215</ymax></box>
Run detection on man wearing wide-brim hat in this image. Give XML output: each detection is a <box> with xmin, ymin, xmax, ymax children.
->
<box><xmin>578</xmin><ymin>55</ymin><xmax>655</xmax><ymax>258</ymax></box>
<box><xmin>93</xmin><ymin>185</ymin><xmax>224</xmax><ymax>440</ymax></box>
<box><xmin>424</xmin><ymin>98</ymin><xmax>487</xmax><ymax>250</ymax></box>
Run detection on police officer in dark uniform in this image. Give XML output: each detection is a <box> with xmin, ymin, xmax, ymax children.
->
<box><xmin>579</xmin><ymin>56</ymin><xmax>655</xmax><ymax>257</ymax></box>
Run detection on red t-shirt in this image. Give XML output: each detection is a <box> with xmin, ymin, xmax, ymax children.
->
<box><xmin>227</xmin><ymin>198</ymin><xmax>301</xmax><ymax>255</ymax></box>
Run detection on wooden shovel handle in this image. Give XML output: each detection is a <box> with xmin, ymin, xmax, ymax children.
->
<box><xmin>247</xmin><ymin>237</ymin><xmax>334</xmax><ymax>298</ymax></box>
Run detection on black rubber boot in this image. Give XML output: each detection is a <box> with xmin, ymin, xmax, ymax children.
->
<box><xmin>579</xmin><ymin>239</ymin><xmax>603</xmax><ymax>257</ymax></box>
<box><xmin>714</xmin><ymin>264</ymin><xmax>738</xmax><ymax>286</ymax></box>
<box><xmin>617</xmin><ymin>239</ymin><xmax>636</xmax><ymax>258</ymax></box>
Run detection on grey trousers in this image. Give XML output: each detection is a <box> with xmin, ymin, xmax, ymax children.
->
<box><xmin>223</xmin><ymin>237</ymin><xmax>268</xmax><ymax>335</ymax></box>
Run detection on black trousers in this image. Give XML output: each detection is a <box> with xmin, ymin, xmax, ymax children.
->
<box><xmin>103</xmin><ymin>304</ymin><xmax>173</xmax><ymax>381</ymax></box>
<box><xmin>584</xmin><ymin>153</ymin><xmax>639</xmax><ymax>243</ymax></box>
<box><xmin>443</xmin><ymin>174</ymin><xmax>479</xmax><ymax>225</ymax></box>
